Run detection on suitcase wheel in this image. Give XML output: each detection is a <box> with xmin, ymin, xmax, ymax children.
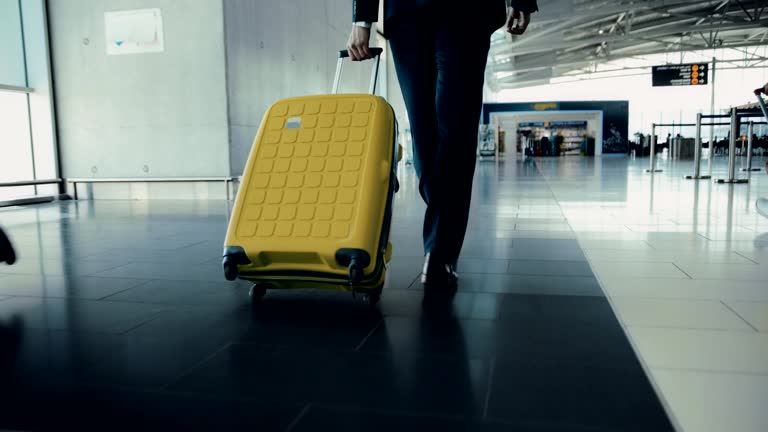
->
<box><xmin>354</xmin><ymin>291</ymin><xmax>380</xmax><ymax>307</ymax></box>
<box><xmin>250</xmin><ymin>284</ymin><xmax>267</xmax><ymax>308</ymax></box>
<box><xmin>223</xmin><ymin>257</ymin><xmax>238</xmax><ymax>281</ymax></box>
<box><xmin>223</xmin><ymin>246</ymin><xmax>250</xmax><ymax>281</ymax></box>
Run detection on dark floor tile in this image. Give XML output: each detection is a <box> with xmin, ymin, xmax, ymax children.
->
<box><xmin>0</xmin><ymin>274</ymin><xmax>149</xmax><ymax>299</ymax></box>
<box><xmin>455</xmin><ymin>274</ymin><xmax>603</xmax><ymax>296</ymax></box>
<box><xmin>82</xmin><ymin>247</ymin><xmax>219</xmax><ymax>265</ymax></box>
<box><xmin>486</xmin><ymin>359</ymin><xmax>674</xmax><ymax>431</ymax></box>
<box><xmin>103</xmin><ymin>279</ymin><xmax>248</xmax><ymax>306</ymax></box>
<box><xmin>0</xmin><ymin>385</ymin><xmax>301</xmax><ymax>432</ymax></box>
<box><xmin>122</xmin><ymin>304</ymin><xmax>243</xmax><ymax>340</ymax></box>
<box><xmin>496</xmin><ymin>294</ymin><xmax>618</xmax><ymax>324</ymax></box>
<box><xmin>510</xmin><ymin>238</ymin><xmax>582</xmax><ymax>250</ymax></box>
<box><xmin>505</xmin><ymin>247</ymin><xmax>587</xmax><ymax>262</ymax></box>
<box><xmin>359</xmin><ymin>316</ymin><xmax>496</xmax><ymax>358</ymax></box>
<box><xmin>292</xmin><ymin>404</ymin><xmax>606</xmax><ymax>432</ymax></box>
<box><xmin>226</xmin><ymin>291</ymin><xmax>384</xmax><ymax>349</ymax></box>
<box><xmin>0</xmin><ymin>297</ymin><xmax>167</xmax><ymax>334</ymax></box>
<box><xmin>5</xmin><ymin>329</ymin><xmax>115</xmax><ymax>385</ymax></box>
<box><xmin>385</xmin><ymin>255</ymin><xmax>424</xmax><ymax>290</ymax></box>
<box><xmin>379</xmin><ymin>290</ymin><xmax>500</xmax><ymax>320</ymax></box>
<box><xmin>459</xmin><ymin>241</ymin><xmax>583</xmax><ymax>260</ymax></box>
<box><xmin>506</xmin><ymin>260</ymin><xmax>593</xmax><ymax>277</ymax></box>
<box><xmin>127</xmin><ymin>290</ymin><xmax>384</xmax><ymax>350</ymax></box>
<box><xmin>455</xmin><ymin>258</ymin><xmax>509</xmax><ymax>274</ymax></box>
<box><xmin>0</xmin><ymin>258</ymin><xmax>129</xmax><ymax>277</ymax></box>
<box><xmin>91</xmin><ymin>261</ymin><xmax>225</xmax><ymax>282</ymax></box>
<box><xmin>493</xmin><ymin>294</ymin><xmax>639</xmax><ymax>367</ymax></box>
<box><xmin>74</xmin><ymin>333</ymin><xmax>229</xmax><ymax>389</ymax></box>
<box><xmin>170</xmin><ymin>343</ymin><xmax>490</xmax><ymax>416</ymax></box>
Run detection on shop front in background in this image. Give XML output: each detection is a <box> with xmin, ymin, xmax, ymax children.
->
<box><xmin>518</xmin><ymin>121</ymin><xmax>596</xmax><ymax>157</ymax></box>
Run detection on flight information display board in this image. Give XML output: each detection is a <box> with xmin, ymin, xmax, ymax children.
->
<box><xmin>652</xmin><ymin>63</ymin><xmax>708</xmax><ymax>86</ymax></box>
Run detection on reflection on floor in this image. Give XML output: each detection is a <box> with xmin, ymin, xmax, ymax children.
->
<box><xmin>0</xmin><ymin>156</ymin><xmax>689</xmax><ymax>431</ymax></box>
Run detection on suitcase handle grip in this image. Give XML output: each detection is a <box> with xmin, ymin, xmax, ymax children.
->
<box><xmin>338</xmin><ymin>48</ymin><xmax>384</xmax><ymax>59</ymax></box>
<box><xmin>333</xmin><ymin>47</ymin><xmax>383</xmax><ymax>95</ymax></box>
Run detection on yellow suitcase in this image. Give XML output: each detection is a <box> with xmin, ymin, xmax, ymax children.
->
<box><xmin>223</xmin><ymin>48</ymin><xmax>399</xmax><ymax>306</ymax></box>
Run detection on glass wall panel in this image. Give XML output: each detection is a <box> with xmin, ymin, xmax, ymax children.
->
<box><xmin>0</xmin><ymin>90</ymin><xmax>34</xmax><ymax>200</ymax></box>
<box><xmin>0</xmin><ymin>0</ymin><xmax>27</xmax><ymax>87</ymax></box>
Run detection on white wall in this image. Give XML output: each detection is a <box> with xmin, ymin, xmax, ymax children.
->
<box><xmin>224</xmin><ymin>0</ymin><xmax>383</xmax><ymax>176</ymax></box>
<box><xmin>49</xmin><ymin>0</ymin><xmax>230</xmax><ymax>179</ymax></box>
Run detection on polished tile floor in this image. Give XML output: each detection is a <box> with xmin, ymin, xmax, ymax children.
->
<box><xmin>7</xmin><ymin>153</ymin><xmax>765</xmax><ymax>430</ymax></box>
<box><xmin>536</xmin><ymin>154</ymin><xmax>768</xmax><ymax>432</ymax></box>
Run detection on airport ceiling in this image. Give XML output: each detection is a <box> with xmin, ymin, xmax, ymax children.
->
<box><xmin>488</xmin><ymin>0</ymin><xmax>768</xmax><ymax>90</ymax></box>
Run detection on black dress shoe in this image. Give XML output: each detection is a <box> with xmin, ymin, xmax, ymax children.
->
<box><xmin>420</xmin><ymin>253</ymin><xmax>458</xmax><ymax>287</ymax></box>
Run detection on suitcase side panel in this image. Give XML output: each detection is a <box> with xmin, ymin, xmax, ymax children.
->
<box><xmin>225</xmin><ymin>94</ymin><xmax>395</xmax><ymax>278</ymax></box>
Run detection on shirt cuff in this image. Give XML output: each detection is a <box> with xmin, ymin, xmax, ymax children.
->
<box><xmin>354</xmin><ymin>21</ymin><xmax>372</xmax><ymax>28</ymax></box>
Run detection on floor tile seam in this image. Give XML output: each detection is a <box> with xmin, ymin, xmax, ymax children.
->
<box><xmin>662</xmin><ymin>275</ymin><xmax>768</xmax><ymax>282</ymax></box>
<box><xmin>223</xmin><ymin>341</ymin><xmax>497</xmax><ymax>362</ymax></box>
<box><xmin>585</xmin><ymin>257</ymin><xmax>753</xmax><ymax>265</ymax></box>
<box><xmin>96</xmin><ymin>279</ymin><xmax>160</xmax><ymax>301</ymax></box>
<box><xmin>648</xmin><ymin>365</ymin><xmax>768</xmax><ymax>378</ymax></box>
<box><xmin>160</xmin><ymin>341</ymin><xmax>234</xmax><ymax>392</ymax></box>
<box><xmin>377</xmin><ymin>312</ymin><xmax>499</xmax><ymax>322</ymax></box>
<box><xmin>95</xmin><ymin>297</ymin><xmax>242</xmax><ymax>307</ymax></box>
<box><xmin>621</xmin><ymin>323</ymin><xmax>758</xmax><ymax>333</ymax></box>
<box><xmin>606</xmin><ymin>293</ymin><xmax>768</xmax><ymax>302</ymax></box>
<box><xmin>670</xmin><ymin>263</ymin><xmax>694</xmax><ymax>279</ymax></box>
<box><xmin>580</xmin><ymin>244</ymin><xmax>683</xmax><ymax>432</ymax></box>
<box><xmin>733</xmin><ymin>251</ymin><xmax>761</xmax><ymax>264</ymax></box>
<box><xmin>118</xmin><ymin>309</ymin><xmax>170</xmax><ymax>336</ymax></box>
<box><xmin>284</xmin><ymin>403</ymin><xmax>313</xmax><ymax>432</ymax></box>
<box><xmin>589</xmin><ymin>273</ymin><xmax>691</xmax><ymax>280</ymax></box>
<box><xmin>305</xmin><ymin>401</ymin><xmax>613</xmax><ymax>431</ymax></box>
<box><xmin>353</xmin><ymin>318</ymin><xmax>384</xmax><ymax>351</ymax></box>
<box><xmin>717</xmin><ymin>301</ymin><xmax>761</xmax><ymax>332</ymax></box>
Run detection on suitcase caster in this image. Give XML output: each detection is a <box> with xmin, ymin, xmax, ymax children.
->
<box><xmin>223</xmin><ymin>246</ymin><xmax>250</xmax><ymax>281</ymax></box>
<box><xmin>250</xmin><ymin>284</ymin><xmax>267</xmax><ymax>308</ymax></box>
<box><xmin>223</xmin><ymin>257</ymin><xmax>238</xmax><ymax>281</ymax></box>
<box><xmin>353</xmin><ymin>289</ymin><xmax>381</xmax><ymax>308</ymax></box>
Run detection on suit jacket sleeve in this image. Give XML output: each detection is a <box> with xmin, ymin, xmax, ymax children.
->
<box><xmin>353</xmin><ymin>0</ymin><xmax>380</xmax><ymax>22</ymax></box>
<box><xmin>509</xmin><ymin>0</ymin><xmax>539</xmax><ymax>13</ymax></box>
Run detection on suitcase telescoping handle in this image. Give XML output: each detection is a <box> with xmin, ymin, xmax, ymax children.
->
<box><xmin>332</xmin><ymin>47</ymin><xmax>384</xmax><ymax>95</ymax></box>
<box><xmin>755</xmin><ymin>87</ymin><xmax>768</xmax><ymax>121</ymax></box>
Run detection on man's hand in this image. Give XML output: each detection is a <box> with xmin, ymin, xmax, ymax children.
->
<box><xmin>506</xmin><ymin>8</ymin><xmax>531</xmax><ymax>35</ymax></box>
<box><xmin>347</xmin><ymin>25</ymin><xmax>371</xmax><ymax>61</ymax></box>
<box><xmin>755</xmin><ymin>83</ymin><xmax>768</xmax><ymax>96</ymax></box>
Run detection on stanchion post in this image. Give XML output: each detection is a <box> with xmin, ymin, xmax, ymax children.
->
<box><xmin>686</xmin><ymin>113</ymin><xmax>710</xmax><ymax>179</ymax></box>
<box><xmin>717</xmin><ymin>107</ymin><xmax>748</xmax><ymax>184</ymax></box>
<box><xmin>646</xmin><ymin>123</ymin><xmax>662</xmax><ymax>173</ymax></box>
<box><xmin>729</xmin><ymin>109</ymin><xmax>737</xmax><ymax>180</ymax></box>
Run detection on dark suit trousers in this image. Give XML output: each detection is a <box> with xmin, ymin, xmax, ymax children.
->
<box><xmin>387</xmin><ymin>10</ymin><xmax>493</xmax><ymax>264</ymax></box>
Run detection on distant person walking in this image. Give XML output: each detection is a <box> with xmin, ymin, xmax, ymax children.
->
<box><xmin>348</xmin><ymin>0</ymin><xmax>539</xmax><ymax>291</ymax></box>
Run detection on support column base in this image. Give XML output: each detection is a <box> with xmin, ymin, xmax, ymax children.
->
<box><xmin>685</xmin><ymin>175</ymin><xmax>711</xmax><ymax>180</ymax></box>
<box><xmin>716</xmin><ymin>179</ymin><xmax>749</xmax><ymax>184</ymax></box>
